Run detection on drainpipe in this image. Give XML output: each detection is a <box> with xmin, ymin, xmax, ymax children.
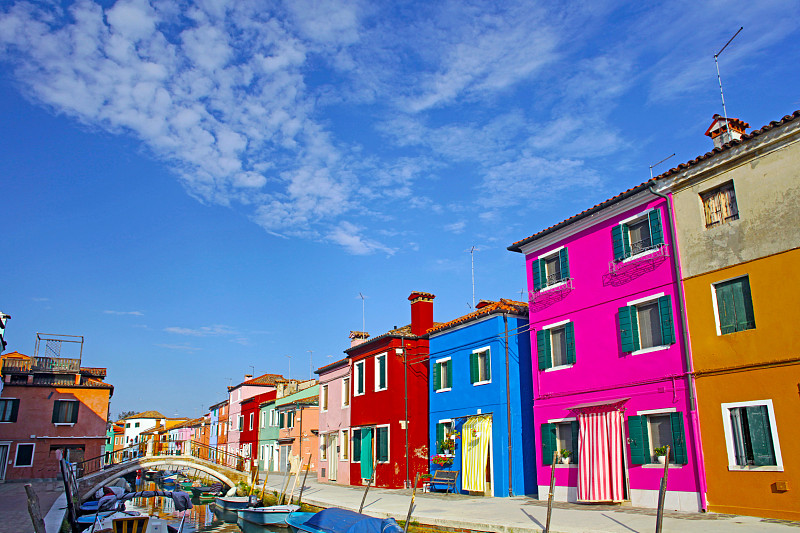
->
<box><xmin>504</xmin><ymin>313</ymin><xmax>513</xmax><ymax>497</ymax></box>
<box><xmin>402</xmin><ymin>337</ymin><xmax>410</xmax><ymax>489</ymax></box>
<box><xmin>647</xmin><ymin>183</ymin><xmax>708</xmax><ymax>511</ymax></box>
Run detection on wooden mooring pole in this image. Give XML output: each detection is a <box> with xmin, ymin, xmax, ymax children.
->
<box><xmin>25</xmin><ymin>484</ymin><xmax>47</xmax><ymax>533</ymax></box>
<box><xmin>655</xmin><ymin>445</ymin><xmax>671</xmax><ymax>533</ymax></box>
<box><xmin>544</xmin><ymin>450</ymin><xmax>558</xmax><ymax>533</ymax></box>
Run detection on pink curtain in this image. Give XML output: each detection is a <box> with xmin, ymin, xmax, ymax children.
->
<box><xmin>577</xmin><ymin>409</ymin><xmax>624</xmax><ymax>502</ymax></box>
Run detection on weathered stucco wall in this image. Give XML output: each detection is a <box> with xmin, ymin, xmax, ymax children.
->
<box><xmin>666</xmin><ymin>121</ymin><xmax>800</xmax><ymax>279</ymax></box>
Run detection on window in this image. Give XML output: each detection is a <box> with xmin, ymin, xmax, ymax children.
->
<box><xmin>435</xmin><ymin>420</ymin><xmax>453</xmax><ymax>454</ymax></box>
<box><xmin>288</xmin><ymin>410</ymin><xmax>295</xmax><ymax>428</ymax></box>
<box><xmin>278</xmin><ymin>411</ymin><xmax>285</xmax><ymax>429</ymax></box>
<box><xmin>0</xmin><ymin>398</ymin><xmax>19</xmax><ymax>422</ymax></box>
<box><xmin>627</xmin><ymin>412</ymin><xmax>688</xmax><ymax>465</ymax></box>
<box><xmin>619</xmin><ymin>295</ymin><xmax>675</xmax><ymax>353</ymax></box>
<box><xmin>52</xmin><ymin>400</ymin><xmax>79</xmax><ymax>424</ymax></box>
<box><xmin>541</xmin><ymin>421</ymin><xmax>578</xmax><ymax>465</ymax></box>
<box><xmin>470</xmin><ymin>348</ymin><xmax>491</xmax><ymax>384</ymax></box>
<box><xmin>237</xmin><ymin>415</ymin><xmax>244</xmax><ymax>431</ymax></box>
<box><xmin>374</xmin><ymin>353</ymin><xmax>387</xmax><ymax>391</ymax></box>
<box><xmin>352</xmin><ymin>428</ymin><xmax>361</xmax><ymax>462</ymax></box>
<box><xmin>126</xmin><ymin>423</ymin><xmax>130</xmax><ymax>428</ymax></box>
<box><xmin>321</xmin><ymin>385</ymin><xmax>329</xmax><ymax>412</ymax></box>
<box><xmin>270</xmin><ymin>409</ymin><xmax>277</xmax><ymax>427</ymax></box>
<box><xmin>342</xmin><ymin>377</ymin><xmax>350</xmax><ymax>407</ymax></box>
<box><xmin>354</xmin><ymin>361</ymin><xmax>365</xmax><ymax>396</ymax></box>
<box><xmin>249</xmin><ymin>413</ymin><xmax>254</xmax><ymax>431</ymax></box>
<box><xmin>722</xmin><ymin>400</ymin><xmax>781</xmax><ymax>469</ymax></box>
<box><xmin>532</xmin><ymin>248</ymin><xmax>570</xmax><ymax>291</ymax></box>
<box><xmin>135</xmin><ymin>422</ymin><xmax>140</xmax><ymax>428</ymax></box>
<box><xmin>612</xmin><ymin>209</ymin><xmax>664</xmax><ymax>261</ymax></box>
<box><xmin>537</xmin><ymin>322</ymin><xmax>575</xmax><ymax>370</ymax></box>
<box><xmin>14</xmin><ymin>443</ymin><xmax>34</xmax><ymax>467</ymax></box>
<box><xmin>433</xmin><ymin>358</ymin><xmax>452</xmax><ymax>392</ymax></box>
<box><xmin>702</xmin><ymin>181</ymin><xmax>738</xmax><ymax>228</ymax></box>
<box><xmin>320</xmin><ymin>438</ymin><xmax>327</xmax><ymax>460</ymax></box>
<box><xmin>376</xmin><ymin>426</ymin><xmax>389</xmax><ymax>462</ymax></box>
<box><xmin>714</xmin><ymin>276</ymin><xmax>755</xmax><ymax>334</ymax></box>
<box><xmin>340</xmin><ymin>430</ymin><xmax>349</xmax><ymax>460</ymax></box>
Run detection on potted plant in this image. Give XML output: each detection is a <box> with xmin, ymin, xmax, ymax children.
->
<box><xmin>432</xmin><ymin>454</ymin><xmax>454</xmax><ymax>467</ymax></box>
<box><xmin>438</xmin><ymin>438</ymin><xmax>456</xmax><ymax>455</ymax></box>
<box><xmin>559</xmin><ymin>449</ymin><xmax>572</xmax><ymax>465</ymax></box>
<box><xmin>654</xmin><ymin>446</ymin><xmax>670</xmax><ymax>464</ymax></box>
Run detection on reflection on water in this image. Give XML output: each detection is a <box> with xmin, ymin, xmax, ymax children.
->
<box><xmin>123</xmin><ymin>482</ymin><xmax>287</xmax><ymax>533</ymax></box>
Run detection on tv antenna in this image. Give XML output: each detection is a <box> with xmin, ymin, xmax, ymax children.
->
<box><xmin>358</xmin><ymin>292</ymin><xmax>366</xmax><ymax>335</ymax></box>
<box><xmin>469</xmin><ymin>246</ymin><xmax>476</xmax><ymax>308</ymax></box>
<box><xmin>714</xmin><ymin>27</ymin><xmax>743</xmax><ymax>144</ymax></box>
<box><xmin>649</xmin><ymin>153</ymin><xmax>675</xmax><ymax>180</ymax></box>
<box><xmin>307</xmin><ymin>350</ymin><xmax>313</xmax><ymax>379</ymax></box>
<box><xmin>285</xmin><ymin>355</ymin><xmax>292</xmax><ymax>380</ymax></box>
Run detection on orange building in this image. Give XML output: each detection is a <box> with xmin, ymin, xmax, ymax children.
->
<box><xmin>0</xmin><ymin>342</ymin><xmax>113</xmax><ymax>481</ymax></box>
<box><xmin>657</xmin><ymin>111</ymin><xmax>800</xmax><ymax>519</ymax></box>
<box><xmin>275</xmin><ymin>384</ymin><xmax>319</xmax><ymax>473</ymax></box>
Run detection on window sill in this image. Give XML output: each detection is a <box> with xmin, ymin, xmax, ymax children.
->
<box><xmin>642</xmin><ymin>464</ymin><xmax>683</xmax><ymax>469</ymax></box>
<box><xmin>555</xmin><ymin>464</ymin><xmax>578</xmax><ymax>468</ymax></box>
<box><xmin>435</xmin><ymin>388</ymin><xmax>452</xmax><ymax>393</ymax></box>
<box><xmin>544</xmin><ymin>364</ymin><xmax>574</xmax><ymax>372</ymax></box>
<box><xmin>54</xmin><ymin>423</ymin><xmax>76</xmax><ymax>427</ymax></box>
<box><xmin>540</xmin><ymin>279</ymin><xmax>570</xmax><ymax>293</ymax></box>
<box><xmin>630</xmin><ymin>345</ymin><xmax>670</xmax><ymax>356</ymax></box>
<box><xmin>621</xmin><ymin>247</ymin><xmax>662</xmax><ymax>264</ymax></box>
<box><xmin>728</xmin><ymin>465</ymin><xmax>783</xmax><ymax>472</ymax></box>
<box><xmin>472</xmin><ymin>380</ymin><xmax>491</xmax><ymax>386</ymax></box>
<box><xmin>374</xmin><ymin>387</ymin><xmax>388</xmax><ymax>393</ymax></box>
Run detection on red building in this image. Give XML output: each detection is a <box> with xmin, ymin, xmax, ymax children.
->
<box><xmin>240</xmin><ymin>391</ymin><xmax>276</xmax><ymax>469</ymax></box>
<box><xmin>346</xmin><ymin>291</ymin><xmax>434</xmax><ymax>489</ymax></box>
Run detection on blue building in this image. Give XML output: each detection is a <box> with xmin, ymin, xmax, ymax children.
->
<box><xmin>428</xmin><ymin>299</ymin><xmax>535</xmax><ymax>497</ymax></box>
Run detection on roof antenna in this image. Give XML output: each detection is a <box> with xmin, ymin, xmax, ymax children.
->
<box><xmin>469</xmin><ymin>246</ymin><xmax>476</xmax><ymax>308</ymax></box>
<box><xmin>649</xmin><ymin>153</ymin><xmax>675</xmax><ymax>180</ymax></box>
<box><xmin>358</xmin><ymin>292</ymin><xmax>366</xmax><ymax>335</ymax></box>
<box><xmin>714</xmin><ymin>27</ymin><xmax>743</xmax><ymax>144</ymax></box>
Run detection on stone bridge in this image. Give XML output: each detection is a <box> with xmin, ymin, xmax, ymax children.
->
<box><xmin>78</xmin><ymin>455</ymin><xmax>252</xmax><ymax>500</ymax></box>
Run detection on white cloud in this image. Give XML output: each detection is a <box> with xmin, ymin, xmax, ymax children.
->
<box><xmin>104</xmin><ymin>310</ymin><xmax>144</xmax><ymax>316</ymax></box>
<box><xmin>327</xmin><ymin>221</ymin><xmax>396</xmax><ymax>256</ymax></box>
<box><xmin>164</xmin><ymin>324</ymin><xmax>239</xmax><ymax>336</ymax></box>
<box><xmin>155</xmin><ymin>343</ymin><xmax>202</xmax><ymax>352</ymax></box>
<box><xmin>444</xmin><ymin>221</ymin><xmax>466</xmax><ymax>233</ymax></box>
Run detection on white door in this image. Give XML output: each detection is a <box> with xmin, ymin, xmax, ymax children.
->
<box><xmin>327</xmin><ymin>435</ymin><xmax>338</xmax><ymax>481</ymax></box>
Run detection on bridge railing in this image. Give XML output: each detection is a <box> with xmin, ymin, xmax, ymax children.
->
<box><xmin>188</xmin><ymin>441</ymin><xmax>250</xmax><ymax>472</ymax></box>
<box><xmin>75</xmin><ymin>444</ymin><xmax>147</xmax><ymax>478</ymax></box>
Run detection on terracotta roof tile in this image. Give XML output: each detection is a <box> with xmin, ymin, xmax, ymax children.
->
<box><xmin>125</xmin><ymin>410</ymin><xmax>166</xmax><ymax>420</ymax></box>
<box><xmin>315</xmin><ymin>357</ymin><xmax>349</xmax><ymax>375</ymax></box>
<box><xmin>242</xmin><ymin>373</ymin><xmax>284</xmax><ymax>386</ymax></box>
<box><xmin>509</xmin><ymin>110</ymin><xmax>800</xmax><ymax>252</ymax></box>
<box><xmin>428</xmin><ymin>299</ymin><xmax>528</xmax><ymax>335</ymax></box>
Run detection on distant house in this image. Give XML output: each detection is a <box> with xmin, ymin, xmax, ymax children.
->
<box><xmin>121</xmin><ymin>411</ymin><xmax>167</xmax><ymax>456</ymax></box>
<box><xmin>345</xmin><ymin>291</ymin><xmax>434</xmax><ymax>489</ymax></box>
<box><xmin>208</xmin><ymin>400</ymin><xmax>226</xmax><ymax>462</ymax></box>
<box><xmin>258</xmin><ymin>396</ymin><xmax>280</xmax><ymax>472</ymax></box>
<box><xmin>0</xmin><ymin>344</ymin><xmax>113</xmax><ymax>481</ymax></box>
<box><xmin>226</xmin><ymin>373</ymin><xmax>283</xmax><ymax>459</ymax></box>
<box><xmin>240</xmin><ymin>391</ymin><xmax>276</xmax><ymax>472</ymax></box>
<box><xmin>427</xmin><ymin>299</ymin><xmax>535</xmax><ymax>497</ymax></box>
<box><xmin>275</xmin><ymin>381</ymin><xmax>319</xmax><ymax>472</ymax></box>
<box><xmin>315</xmin><ymin>357</ymin><xmax>351</xmax><ymax>485</ymax></box>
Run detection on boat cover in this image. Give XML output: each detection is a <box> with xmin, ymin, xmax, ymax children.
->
<box><xmin>303</xmin><ymin>508</ymin><xmax>403</xmax><ymax>533</ymax></box>
<box><xmin>97</xmin><ymin>490</ymin><xmax>193</xmax><ymax>512</ymax></box>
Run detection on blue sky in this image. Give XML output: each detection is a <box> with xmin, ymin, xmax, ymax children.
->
<box><xmin>2</xmin><ymin>0</ymin><xmax>799</xmax><ymax>419</ymax></box>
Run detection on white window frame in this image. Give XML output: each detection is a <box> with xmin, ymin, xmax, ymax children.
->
<box><xmin>374</xmin><ymin>353</ymin><xmax>388</xmax><ymax>392</ymax></box>
<box><xmin>52</xmin><ymin>399</ymin><xmax>78</xmax><ymax>426</ymax></box>
<box><xmin>619</xmin><ymin>209</ymin><xmax>661</xmax><ymax>263</ymax></box>
<box><xmin>721</xmin><ymin>399</ymin><xmax>783</xmax><ymax>472</ymax></box>
<box><xmin>351</xmin><ymin>427</ymin><xmax>362</xmax><ymax>464</ymax></box>
<box><xmin>14</xmin><ymin>442</ymin><xmax>35</xmax><ymax>467</ymax></box>
<box><xmin>342</xmin><ymin>377</ymin><xmax>351</xmax><ymax>407</ymax></box>
<box><xmin>354</xmin><ymin>361</ymin><xmax>366</xmax><ymax>397</ymax></box>
<box><xmin>625</xmin><ymin>293</ymin><xmax>671</xmax><ymax>355</ymax></box>
<box><xmin>536</xmin><ymin>246</ymin><xmax>569</xmax><ymax>292</ymax></box>
<box><xmin>376</xmin><ymin>424</ymin><xmax>390</xmax><ymax>463</ymax></box>
<box><xmin>340</xmin><ymin>429</ymin><xmax>349</xmax><ymax>461</ymax></box>
<box><xmin>249</xmin><ymin>413</ymin><xmax>254</xmax><ymax>431</ymax></box>
<box><xmin>435</xmin><ymin>357</ymin><xmax>452</xmax><ymax>392</ymax></box>
<box><xmin>472</xmin><ymin>347</ymin><xmax>491</xmax><ymax>386</ymax></box>
<box><xmin>321</xmin><ymin>384</ymin><xmax>329</xmax><ymax>412</ymax></box>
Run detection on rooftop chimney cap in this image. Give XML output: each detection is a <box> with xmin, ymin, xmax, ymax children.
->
<box><xmin>475</xmin><ymin>300</ymin><xmax>494</xmax><ymax>309</ymax></box>
<box><xmin>349</xmin><ymin>331</ymin><xmax>370</xmax><ymax>339</ymax></box>
<box><xmin>408</xmin><ymin>291</ymin><xmax>436</xmax><ymax>302</ymax></box>
<box><xmin>244</xmin><ymin>374</ymin><xmax>253</xmax><ymax>380</ymax></box>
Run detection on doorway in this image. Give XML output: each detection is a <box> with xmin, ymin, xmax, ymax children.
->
<box><xmin>327</xmin><ymin>434</ymin><xmax>338</xmax><ymax>481</ymax></box>
<box><xmin>0</xmin><ymin>443</ymin><xmax>9</xmax><ymax>481</ymax></box>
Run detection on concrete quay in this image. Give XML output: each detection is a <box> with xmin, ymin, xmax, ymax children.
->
<box><xmin>261</xmin><ymin>473</ymin><xmax>800</xmax><ymax>533</ymax></box>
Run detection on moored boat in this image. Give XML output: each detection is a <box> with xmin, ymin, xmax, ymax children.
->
<box><xmin>238</xmin><ymin>504</ymin><xmax>300</xmax><ymax>527</ymax></box>
<box><xmin>286</xmin><ymin>508</ymin><xmax>402</xmax><ymax>533</ymax></box>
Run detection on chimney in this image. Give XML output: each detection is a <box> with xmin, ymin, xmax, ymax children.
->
<box><xmin>244</xmin><ymin>374</ymin><xmax>253</xmax><ymax>381</ymax></box>
<box><xmin>705</xmin><ymin>114</ymin><xmax>749</xmax><ymax>149</ymax></box>
<box><xmin>475</xmin><ymin>300</ymin><xmax>494</xmax><ymax>309</ymax></box>
<box><xmin>349</xmin><ymin>331</ymin><xmax>370</xmax><ymax>348</ymax></box>
<box><xmin>408</xmin><ymin>291</ymin><xmax>436</xmax><ymax>336</ymax></box>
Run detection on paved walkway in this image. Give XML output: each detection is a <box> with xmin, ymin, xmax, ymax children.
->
<box><xmin>0</xmin><ymin>480</ymin><xmax>66</xmax><ymax>533</ymax></box>
<box><xmin>260</xmin><ymin>473</ymin><xmax>800</xmax><ymax>533</ymax></box>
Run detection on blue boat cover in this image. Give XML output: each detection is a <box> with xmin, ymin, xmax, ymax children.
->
<box><xmin>303</xmin><ymin>508</ymin><xmax>403</xmax><ymax>533</ymax></box>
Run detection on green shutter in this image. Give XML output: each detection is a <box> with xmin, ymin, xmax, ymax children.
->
<box><xmin>537</xmin><ymin>329</ymin><xmax>551</xmax><ymax>370</ymax></box>
<box><xmin>357</xmin><ymin>363</ymin><xmax>364</xmax><ymax>394</ymax></box>
<box><xmin>436</xmin><ymin>423</ymin><xmax>445</xmax><ymax>451</ymax></box>
<box><xmin>559</xmin><ymin>248</ymin><xmax>570</xmax><ymax>280</ymax></box>
<box><xmin>470</xmin><ymin>352</ymin><xmax>478</xmax><ymax>384</ymax></box>
<box><xmin>379</xmin><ymin>356</ymin><xmax>386</xmax><ymax>389</ymax></box>
<box><xmin>433</xmin><ymin>361</ymin><xmax>441</xmax><ymax>391</ymax></box>
<box><xmin>735</xmin><ymin>278</ymin><xmax>756</xmax><ymax>332</ymax></box>
<box><xmin>716</xmin><ymin>282</ymin><xmax>736</xmax><ymax>334</ymax></box>
<box><xmin>447</xmin><ymin>359</ymin><xmax>453</xmax><ymax>389</ymax></box>
<box><xmin>669</xmin><ymin>412</ymin><xmax>688</xmax><ymax>465</ymax></box>
<box><xmin>746</xmin><ymin>406</ymin><xmax>776</xmax><ymax>466</ymax></box>
<box><xmin>532</xmin><ymin>259</ymin><xmax>543</xmax><ymax>291</ymax></box>
<box><xmin>353</xmin><ymin>429</ymin><xmax>361</xmax><ymax>462</ymax></box>
<box><xmin>571</xmin><ymin>420</ymin><xmax>579</xmax><ymax>464</ymax></box>
<box><xmin>279</xmin><ymin>412</ymin><xmax>285</xmax><ymax>428</ymax></box>
<box><xmin>648</xmin><ymin>209</ymin><xmax>664</xmax><ymax>247</ymax></box>
<box><xmin>539</xmin><ymin>259</ymin><xmax>547</xmax><ymax>288</ymax></box>
<box><xmin>360</xmin><ymin>429</ymin><xmax>373</xmax><ymax>479</ymax></box>
<box><xmin>52</xmin><ymin>401</ymin><xmax>60</xmax><ymax>423</ymax></box>
<box><xmin>622</xmin><ymin>224</ymin><xmax>632</xmax><ymax>258</ymax></box>
<box><xmin>71</xmin><ymin>402</ymin><xmax>79</xmax><ymax>423</ymax></box>
<box><xmin>611</xmin><ymin>225</ymin><xmax>625</xmax><ymax>262</ymax></box>
<box><xmin>627</xmin><ymin>415</ymin><xmax>650</xmax><ymax>465</ymax></box>
<box><xmin>541</xmin><ymin>423</ymin><xmax>557</xmax><ymax>466</ymax></box>
<box><xmin>565</xmin><ymin>322</ymin><xmax>576</xmax><ymax>365</ymax></box>
<box><xmin>619</xmin><ymin>306</ymin><xmax>640</xmax><ymax>353</ymax></box>
<box><xmin>658</xmin><ymin>296</ymin><xmax>675</xmax><ymax>345</ymax></box>
<box><xmin>377</xmin><ymin>427</ymin><xmax>388</xmax><ymax>462</ymax></box>
<box><xmin>10</xmin><ymin>399</ymin><xmax>20</xmax><ymax>422</ymax></box>
<box><xmin>483</xmin><ymin>349</ymin><xmax>491</xmax><ymax>381</ymax></box>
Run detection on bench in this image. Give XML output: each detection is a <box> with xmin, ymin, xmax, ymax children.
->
<box><xmin>428</xmin><ymin>470</ymin><xmax>458</xmax><ymax>494</ymax></box>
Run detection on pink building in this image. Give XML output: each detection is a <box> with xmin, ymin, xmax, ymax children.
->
<box><xmin>315</xmin><ymin>357</ymin><xmax>351</xmax><ymax>485</ymax></box>
<box><xmin>227</xmin><ymin>373</ymin><xmax>283</xmax><ymax>459</ymax></box>
<box><xmin>509</xmin><ymin>182</ymin><xmax>705</xmax><ymax>511</ymax></box>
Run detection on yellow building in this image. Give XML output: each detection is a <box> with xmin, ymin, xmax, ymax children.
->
<box><xmin>656</xmin><ymin>111</ymin><xmax>800</xmax><ymax>519</ymax></box>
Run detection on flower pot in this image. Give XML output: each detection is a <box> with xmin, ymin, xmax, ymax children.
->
<box><xmin>560</xmin><ymin>457</ymin><xmax>570</xmax><ymax>465</ymax></box>
<box><xmin>657</xmin><ymin>456</ymin><xmax>667</xmax><ymax>464</ymax></box>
